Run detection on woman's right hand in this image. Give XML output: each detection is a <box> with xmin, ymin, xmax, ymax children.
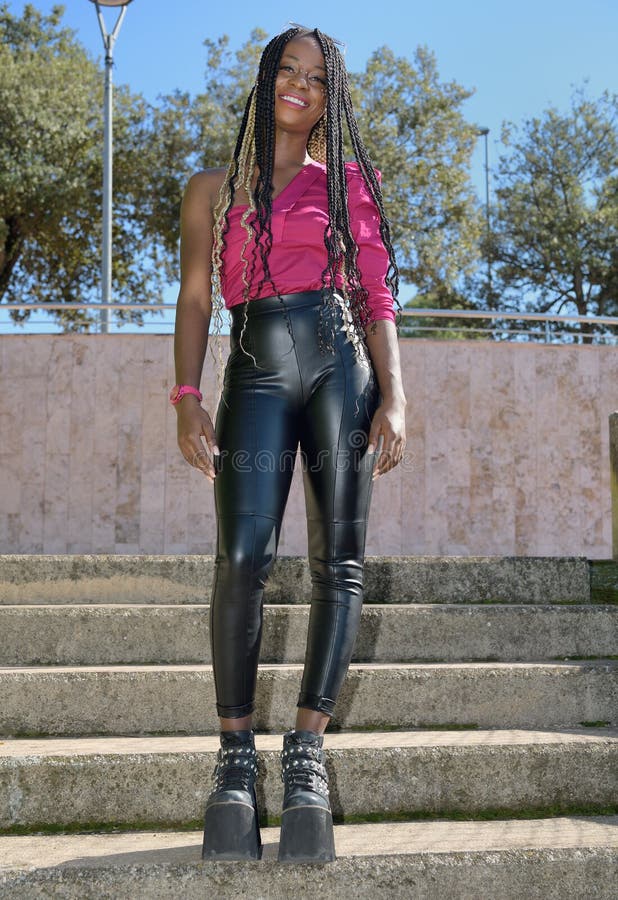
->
<box><xmin>176</xmin><ymin>396</ymin><xmax>220</xmax><ymax>483</ymax></box>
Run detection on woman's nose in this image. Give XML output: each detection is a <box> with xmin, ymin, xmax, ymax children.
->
<box><xmin>289</xmin><ymin>68</ymin><xmax>310</xmax><ymax>87</ymax></box>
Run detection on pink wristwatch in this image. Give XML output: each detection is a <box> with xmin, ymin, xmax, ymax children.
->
<box><xmin>169</xmin><ymin>384</ymin><xmax>203</xmax><ymax>405</ymax></box>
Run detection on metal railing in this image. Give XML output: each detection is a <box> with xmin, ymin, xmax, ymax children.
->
<box><xmin>398</xmin><ymin>308</ymin><xmax>618</xmax><ymax>344</ymax></box>
<box><xmin>1</xmin><ymin>302</ymin><xmax>617</xmax><ymax>343</ymax></box>
<box><xmin>0</xmin><ymin>303</ymin><xmax>180</xmax><ymax>335</ymax></box>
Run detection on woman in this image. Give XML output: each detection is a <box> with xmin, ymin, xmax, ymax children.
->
<box><xmin>172</xmin><ymin>25</ymin><xmax>406</xmax><ymax>863</ymax></box>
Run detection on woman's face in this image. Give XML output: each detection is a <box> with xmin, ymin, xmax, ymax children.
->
<box><xmin>274</xmin><ymin>35</ymin><xmax>326</xmax><ymax>135</ymax></box>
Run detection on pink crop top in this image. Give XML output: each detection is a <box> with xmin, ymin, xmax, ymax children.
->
<box><xmin>219</xmin><ymin>161</ymin><xmax>396</xmax><ymax>324</ymax></box>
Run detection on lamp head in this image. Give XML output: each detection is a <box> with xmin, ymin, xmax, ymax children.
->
<box><xmin>88</xmin><ymin>1</ymin><xmax>134</xmax><ymax>6</ymax></box>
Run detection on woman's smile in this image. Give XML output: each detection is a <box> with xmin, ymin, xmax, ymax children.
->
<box><xmin>278</xmin><ymin>92</ymin><xmax>310</xmax><ymax>109</ymax></box>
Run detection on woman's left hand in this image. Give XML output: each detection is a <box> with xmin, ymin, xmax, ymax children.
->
<box><xmin>367</xmin><ymin>396</ymin><xmax>407</xmax><ymax>480</ymax></box>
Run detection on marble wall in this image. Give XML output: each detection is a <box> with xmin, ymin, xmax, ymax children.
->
<box><xmin>0</xmin><ymin>334</ymin><xmax>616</xmax><ymax>558</ymax></box>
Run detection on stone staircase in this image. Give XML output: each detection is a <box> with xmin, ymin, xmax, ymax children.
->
<box><xmin>0</xmin><ymin>554</ymin><xmax>616</xmax><ymax>899</ymax></box>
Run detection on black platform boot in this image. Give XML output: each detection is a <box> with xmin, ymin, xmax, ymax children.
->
<box><xmin>278</xmin><ymin>729</ymin><xmax>336</xmax><ymax>863</ymax></box>
<box><xmin>202</xmin><ymin>730</ymin><xmax>261</xmax><ymax>861</ymax></box>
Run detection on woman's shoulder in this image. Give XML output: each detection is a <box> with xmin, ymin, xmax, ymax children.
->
<box><xmin>344</xmin><ymin>161</ymin><xmax>382</xmax><ymax>183</ymax></box>
<box><xmin>343</xmin><ymin>162</ymin><xmax>382</xmax><ymax>209</ymax></box>
<box><xmin>184</xmin><ymin>168</ymin><xmax>227</xmax><ymax>209</ymax></box>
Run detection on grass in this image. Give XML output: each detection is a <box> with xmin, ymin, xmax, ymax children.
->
<box><xmin>0</xmin><ymin>820</ymin><xmax>203</xmax><ymax>837</ymax></box>
<box><xmin>550</xmin><ymin>655</ymin><xmax>618</xmax><ymax>661</ymax></box>
<box><xmin>4</xmin><ymin>804</ymin><xmax>618</xmax><ymax>837</ymax></box>
<box><xmin>326</xmin><ymin>723</ymin><xmax>480</xmax><ymax>733</ymax></box>
<box><xmin>580</xmin><ymin>720</ymin><xmax>611</xmax><ymax>728</ymax></box>
<box><xmin>590</xmin><ymin>560</ymin><xmax>618</xmax><ymax>605</ymax></box>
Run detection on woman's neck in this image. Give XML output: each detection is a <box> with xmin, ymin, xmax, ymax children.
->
<box><xmin>273</xmin><ymin>132</ymin><xmax>312</xmax><ymax>170</ymax></box>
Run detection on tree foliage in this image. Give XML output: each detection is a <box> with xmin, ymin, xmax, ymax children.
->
<box><xmin>349</xmin><ymin>46</ymin><xmax>483</xmax><ymax>309</ymax></box>
<box><xmin>0</xmin><ymin>3</ymin><xmax>193</xmax><ymax>327</ymax></box>
<box><xmin>487</xmin><ymin>88</ymin><xmax>618</xmax><ymax>324</ymax></box>
<box><xmin>0</xmin><ymin>10</ymin><xmax>485</xmax><ymax>327</ymax></box>
<box><xmin>193</xmin><ymin>29</ymin><xmax>269</xmax><ymax>169</ymax></box>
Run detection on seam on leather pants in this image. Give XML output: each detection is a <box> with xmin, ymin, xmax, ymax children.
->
<box><xmin>288</xmin><ymin>305</ymin><xmax>306</xmax><ymax>407</ymax></box>
<box><xmin>313</xmin><ymin>335</ymin><xmax>348</xmax><ymax>704</ymax></box>
<box><xmin>243</xmin><ymin>358</ymin><xmax>258</xmax><ymax>711</ymax></box>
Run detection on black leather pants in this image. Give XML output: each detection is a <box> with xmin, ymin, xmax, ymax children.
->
<box><xmin>211</xmin><ymin>291</ymin><xmax>380</xmax><ymax>719</ymax></box>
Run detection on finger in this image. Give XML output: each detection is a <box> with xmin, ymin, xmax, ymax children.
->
<box><xmin>191</xmin><ymin>449</ymin><xmax>216</xmax><ymax>483</ymax></box>
<box><xmin>200</xmin><ymin>418</ymin><xmax>220</xmax><ymax>456</ymax></box>
<box><xmin>367</xmin><ymin>426</ymin><xmax>382</xmax><ymax>456</ymax></box>
<box><xmin>372</xmin><ymin>450</ymin><xmax>391</xmax><ymax>479</ymax></box>
<box><xmin>390</xmin><ymin>435</ymin><xmax>405</xmax><ymax>464</ymax></box>
<box><xmin>182</xmin><ymin>438</ymin><xmax>217</xmax><ymax>481</ymax></box>
<box><xmin>373</xmin><ymin>437</ymin><xmax>405</xmax><ymax>479</ymax></box>
<box><xmin>372</xmin><ymin>439</ymin><xmax>398</xmax><ymax>478</ymax></box>
<box><xmin>192</xmin><ymin>448</ymin><xmax>216</xmax><ymax>481</ymax></box>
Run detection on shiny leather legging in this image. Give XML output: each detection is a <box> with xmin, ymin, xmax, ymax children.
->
<box><xmin>211</xmin><ymin>291</ymin><xmax>379</xmax><ymax>719</ymax></box>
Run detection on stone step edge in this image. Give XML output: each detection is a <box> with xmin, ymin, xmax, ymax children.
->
<box><xmin>3</xmin><ymin>731</ymin><xmax>617</xmax><ymax>833</ymax></box>
<box><xmin>3</xmin><ymin>660</ymin><xmax>617</xmax><ymax>674</ymax></box>
<box><xmin>0</xmin><ymin>815</ymin><xmax>618</xmax><ymax>856</ymax></box>
<box><xmin>2</xmin><ymin>728</ymin><xmax>617</xmax><ymax>759</ymax></box>
<box><xmin>0</xmin><ymin>554</ymin><xmax>593</xmax><ymax>606</ymax></box>
<box><xmin>2</xmin><ymin>602</ymin><xmax>611</xmax><ymax>608</ymax></box>
<box><xmin>3</xmin><ymin>661</ymin><xmax>615</xmax><ymax>736</ymax></box>
<box><xmin>0</xmin><ymin>553</ymin><xmax>589</xmax><ymax>570</ymax></box>
<box><xmin>1</xmin><ymin>817</ymin><xmax>616</xmax><ymax>867</ymax></box>
<box><xmin>3</xmin><ymin>603</ymin><xmax>615</xmax><ymax>668</ymax></box>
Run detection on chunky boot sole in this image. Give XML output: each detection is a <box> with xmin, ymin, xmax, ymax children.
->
<box><xmin>202</xmin><ymin>799</ymin><xmax>262</xmax><ymax>861</ymax></box>
<box><xmin>278</xmin><ymin>805</ymin><xmax>336</xmax><ymax>863</ymax></box>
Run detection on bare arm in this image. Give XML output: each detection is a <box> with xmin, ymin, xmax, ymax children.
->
<box><xmin>173</xmin><ymin>170</ymin><xmax>223</xmax><ymax>482</ymax></box>
<box><xmin>364</xmin><ymin>319</ymin><xmax>407</xmax><ymax>480</ymax></box>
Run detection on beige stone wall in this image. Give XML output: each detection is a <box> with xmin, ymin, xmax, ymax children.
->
<box><xmin>0</xmin><ymin>335</ymin><xmax>616</xmax><ymax>558</ymax></box>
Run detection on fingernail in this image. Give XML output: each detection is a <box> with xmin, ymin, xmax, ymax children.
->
<box><xmin>213</xmin><ymin>446</ymin><xmax>220</xmax><ymax>456</ymax></box>
<box><xmin>367</xmin><ymin>444</ymin><xmax>375</xmax><ymax>454</ymax></box>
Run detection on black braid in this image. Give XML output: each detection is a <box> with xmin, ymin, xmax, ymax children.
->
<box><xmin>218</xmin><ymin>25</ymin><xmax>402</xmax><ymax>352</ymax></box>
<box><xmin>251</xmin><ymin>31</ymin><xmax>291</xmax><ymax>298</ymax></box>
<box><xmin>218</xmin><ymin>85</ymin><xmax>256</xmax><ymax>276</ymax></box>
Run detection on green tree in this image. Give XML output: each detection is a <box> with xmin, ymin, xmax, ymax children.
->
<box><xmin>350</xmin><ymin>46</ymin><xmax>483</xmax><ymax>313</ymax></box>
<box><xmin>0</xmin><ymin>3</ymin><xmax>192</xmax><ymax>327</ymax></box>
<box><xmin>487</xmin><ymin>88</ymin><xmax>618</xmax><ymax>334</ymax></box>
<box><xmin>193</xmin><ymin>29</ymin><xmax>269</xmax><ymax>170</ymax></box>
<box><xmin>1</xmin><ymin>14</ymin><xmax>482</xmax><ymax>329</ymax></box>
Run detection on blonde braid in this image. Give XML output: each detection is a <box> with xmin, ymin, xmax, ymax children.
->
<box><xmin>307</xmin><ymin>113</ymin><xmax>327</xmax><ymax>165</ymax></box>
<box><xmin>209</xmin><ymin>90</ymin><xmax>259</xmax><ymax>400</ymax></box>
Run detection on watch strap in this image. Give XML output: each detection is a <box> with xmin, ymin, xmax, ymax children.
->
<box><xmin>170</xmin><ymin>384</ymin><xmax>203</xmax><ymax>405</ymax></box>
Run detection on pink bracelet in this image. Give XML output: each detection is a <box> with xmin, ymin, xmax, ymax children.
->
<box><xmin>169</xmin><ymin>384</ymin><xmax>203</xmax><ymax>405</ymax></box>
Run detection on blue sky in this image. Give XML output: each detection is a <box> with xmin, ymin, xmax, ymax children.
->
<box><xmin>4</xmin><ymin>1</ymin><xmax>618</xmax><ymax>325</ymax></box>
<box><xmin>11</xmin><ymin>0</ymin><xmax>618</xmax><ymax>189</ymax></box>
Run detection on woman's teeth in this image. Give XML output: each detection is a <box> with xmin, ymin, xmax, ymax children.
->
<box><xmin>281</xmin><ymin>95</ymin><xmax>308</xmax><ymax>108</ymax></box>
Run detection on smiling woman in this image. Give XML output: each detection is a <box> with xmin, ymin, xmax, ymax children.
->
<box><xmin>171</xmin><ymin>24</ymin><xmax>407</xmax><ymax>865</ymax></box>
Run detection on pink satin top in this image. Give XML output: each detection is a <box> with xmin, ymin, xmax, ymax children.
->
<box><xmin>219</xmin><ymin>161</ymin><xmax>396</xmax><ymax>324</ymax></box>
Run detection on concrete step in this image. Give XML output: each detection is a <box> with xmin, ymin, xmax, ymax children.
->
<box><xmin>1</xmin><ymin>818</ymin><xmax>616</xmax><ymax>899</ymax></box>
<box><xmin>0</xmin><ymin>554</ymin><xmax>591</xmax><ymax>605</ymax></box>
<box><xmin>1</xmin><ymin>730</ymin><xmax>616</xmax><ymax>830</ymax></box>
<box><xmin>1</xmin><ymin>603</ymin><xmax>615</xmax><ymax>666</ymax></box>
<box><xmin>1</xmin><ymin>662</ymin><xmax>616</xmax><ymax>735</ymax></box>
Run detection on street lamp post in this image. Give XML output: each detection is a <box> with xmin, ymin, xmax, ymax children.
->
<box><xmin>477</xmin><ymin>127</ymin><xmax>491</xmax><ymax>299</ymax></box>
<box><xmin>88</xmin><ymin>0</ymin><xmax>134</xmax><ymax>333</ymax></box>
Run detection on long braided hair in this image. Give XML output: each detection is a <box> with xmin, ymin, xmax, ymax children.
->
<box><xmin>210</xmin><ymin>25</ymin><xmax>401</xmax><ymax>384</ymax></box>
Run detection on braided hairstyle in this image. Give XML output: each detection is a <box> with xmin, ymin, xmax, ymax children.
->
<box><xmin>211</xmin><ymin>25</ymin><xmax>401</xmax><ymax>376</ymax></box>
